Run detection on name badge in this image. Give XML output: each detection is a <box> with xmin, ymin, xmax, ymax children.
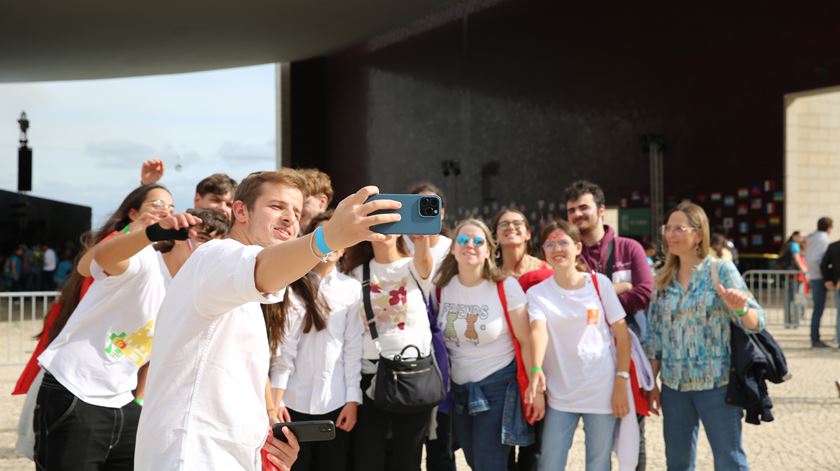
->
<box><xmin>586</xmin><ymin>309</ymin><xmax>600</xmax><ymax>325</ymax></box>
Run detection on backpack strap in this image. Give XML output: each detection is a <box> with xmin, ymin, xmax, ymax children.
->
<box><xmin>590</xmin><ymin>272</ymin><xmax>612</xmax><ymax>328</ymax></box>
<box><xmin>497</xmin><ymin>280</ymin><xmax>515</xmax><ymax>337</ymax></box>
<box><xmin>362</xmin><ymin>262</ymin><xmax>379</xmax><ymax>340</ymax></box>
<box><xmin>603</xmin><ymin>238</ymin><xmax>616</xmax><ymax>279</ymax></box>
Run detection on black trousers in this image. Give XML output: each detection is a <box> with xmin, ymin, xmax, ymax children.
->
<box><xmin>352</xmin><ymin>373</ymin><xmax>429</xmax><ymax>471</ymax></box>
<box><xmin>508</xmin><ymin>420</ymin><xmax>542</xmax><ymax>471</ymax></box>
<box><xmin>34</xmin><ymin>373</ymin><xmax>141</xmax><ymax>471</ymax></box>
<box><xmin>288</xmin><ymin>407</ymin><xmax>352</xmax><ymax>471</ymax></box>
<box><xmin>424</xmin><ymin>410</ymin><xmax>456</xmax><ymax>471</ymax></box>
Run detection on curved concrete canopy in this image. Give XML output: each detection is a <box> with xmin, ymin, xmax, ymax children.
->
<box><xmin>0</xmin><ymin>0</ymin><xmax>455</xmax><ymax>83</ymax></box>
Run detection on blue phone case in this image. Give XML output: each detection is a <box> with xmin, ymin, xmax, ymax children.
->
<box><xmin>366</xmin><ymin>194</ymin><xmax>443</xmax><ymax>235</ymax></box>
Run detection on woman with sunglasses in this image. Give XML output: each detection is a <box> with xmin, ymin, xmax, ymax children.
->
<box><xmin>434</xmin><ymin>219</ymin><xmax>535</xmax><ymax>471</ymax></box>
<box><xmin>645</xmin><ymin>202</ymin><xmax>764</xmax><ymax>470</ymax></box>
<box><xmin>341</xmin><ymin>233</ymin><xmax>434</xmax><ymax>471</ymax></box>
<box><xmin>34</xmin><ymin>184</ymin><xmax>202</xmax><ymax>470</ymax></box>
<box><xmin>527</xmin><ymin>219</ymin><xmax>632</xmax><ymax>471</ymax></box>
<box><xmin>491</xmin><ymin>209</ymin><xmax>549</xmax><ymax>279</ymax></box>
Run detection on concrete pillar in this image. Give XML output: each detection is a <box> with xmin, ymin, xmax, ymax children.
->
<box><xmin>275</xmin><ymin>63</ymin><xmax>291</xmax><ymax>169</ymax></box>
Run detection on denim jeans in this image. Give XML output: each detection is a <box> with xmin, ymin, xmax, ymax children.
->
<box><xmin>810</xmin><ymin>280</ymin><xmax>827</xmax><ymax>343</ymax></box>
<box><xmin>835</xmin><ymin>289</ymin><xmax>840</xmax><ymax>344</ymax></box>
<box><xmin>538</xmin><ymin>408</ymin><xmax>616</xmax><ymax>471</ymax></box>
<box><xmin>34</xmin><ymin>373</ymin><xmax>140</xmax><ymax>471</ymax></box>
<box><xmin>452</xmin><ymin>377</ymin><xmax>512</xmax><ymax>471</ymax></box>
<box><xmin>661</xmin><ymin>385</ymin><xmax>748</xmax><ymax>471</ymax></box>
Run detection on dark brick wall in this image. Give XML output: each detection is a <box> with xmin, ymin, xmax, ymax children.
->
<box><xmin>290</xmin><ymin>0</ymin><xmax>840</xmax><ymax>245</ymax></box>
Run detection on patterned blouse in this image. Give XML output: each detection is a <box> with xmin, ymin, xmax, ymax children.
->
<box><xmin>645</xmin><ymin>257</ymin><xmax>766</xmax><ymax>391</ymax></box>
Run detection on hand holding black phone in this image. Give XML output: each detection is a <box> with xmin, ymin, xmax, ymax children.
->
<box><xmin>272</xmin><ymin>420</ymin><xmax>336</xmax><ymax>443</ymax></box>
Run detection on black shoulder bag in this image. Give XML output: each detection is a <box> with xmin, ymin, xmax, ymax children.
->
<box><xmin>363</xmin><ymin>262</ymin><xmax>444</xmax><ymax>414</ymax></box>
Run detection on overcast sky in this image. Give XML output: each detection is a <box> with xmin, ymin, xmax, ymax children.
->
<box><xmin>0</xmin><ymin>64</ymin><xmax>276</xmax><ymax>226</ymax></box>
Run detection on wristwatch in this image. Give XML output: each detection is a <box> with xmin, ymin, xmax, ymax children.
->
<box><xmin>615</xmin><ymin>371</ymin><xmax>630</xmax><ymax>380</ymax></box>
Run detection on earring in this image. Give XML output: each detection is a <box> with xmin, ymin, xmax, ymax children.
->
<box><xmin>695</xmin><ymin>244</ymin><xmax>702</xmax><ymax>256</ymax></box>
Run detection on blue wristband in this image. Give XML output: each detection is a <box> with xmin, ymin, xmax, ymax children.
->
<box><xmin>314</xmin><ymin>226</ymin><xmax>333</xmax><ymax>255</ymax></box>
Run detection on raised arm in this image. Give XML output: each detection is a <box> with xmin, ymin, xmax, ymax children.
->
<box><xmin>93</xmin><ymin>212</ymin><xmax>200</xmax><ymax>276</ymax></box>
<box><xmin>411</xmin><ymin>235</ymin><xmax>434</xmax><ymax>280</ymax></box>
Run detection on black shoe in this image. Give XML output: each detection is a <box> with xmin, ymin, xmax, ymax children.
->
<box><xmin>812</xmin><ymin>340</ymin><xmax>831</xmax><ymax>349</ymax></box>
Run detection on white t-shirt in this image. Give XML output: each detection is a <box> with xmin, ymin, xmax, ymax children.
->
<box><xmin>805</xmin><ymin>231</ymin><xmax>830</xmax><ymax>280</ymax></box>
<box><xmin>350</xmin><ymin>258</ymin><xmax>433</xmax><ymax>360</ymax></box>
<box><xmin>135</xmin><ymin>239</ymin><xmax>285</xmax><ymax>471</ymax></box>
<box><xmin>156</xmin><ymin>251</ymin><xmax>174</xmax><ymax>287</ymax></box>
<box><xmin>42</xmin><ymin>248</ymin><xmax>57</xmax><ymax>271</ymax></box>
<box><xmin>404</xmin><ymin>235</ymin><xmax>453</xmax><ymax>271</ymax></box>
<box><xmin>527</xmin><ymin>273</ymin><xmax>626</xmax><ymax>414</ymax></box>
<box><xmin>438</xmin><ymin>276</ymin><xmax>527</xmax><ymax>384</ymax></box>
<box><xmin>269</xmin><ymin>270</ymin><xmax>364</xmax><ymax>415</ymax></box>
<box><xmin>38</xmin><ymin>244</ymin><xmax>165</xmax><ymax>408</ymax></box>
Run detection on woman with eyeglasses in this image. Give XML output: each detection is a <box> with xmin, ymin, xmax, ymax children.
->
<box><xmin>492</xmin><ymin>209</ymin><xmax>550</xmax><ymax>279</ymax></box>
<box><xmin>34</xmin><ymin>184</ymin><xmax>204</xmax><ymax>470</ymax></box>
<box><xmin>527</xmin><ymin>219</ymin><xmax>632</xmax><ymax>471</ymax></box>
<box><xmin>433</xmin><ymin>219</ymin><xmax>535</xmax><ymax>471</ymax></box>
<box><xmin>645</xmin><ymin>202</ymin><xmax>765</xmax><ymax>470</ymax></box>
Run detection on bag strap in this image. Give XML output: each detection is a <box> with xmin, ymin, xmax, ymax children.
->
<box><xmin>590</xmin><ymin>272</ymin><xmax>612</xmax><ymax>328</ymax></box>
<box><xmin>710</xmin><ymin>259</ymin><xmax>720</xmax><ymax>287</ymax></box>
<box><xmin>497</xmin><ymin>280</ymin><xmax>518</xmax><ymax>340</ymax></box>
<box><xmin>362</xmin><ymin>262</ymin><xmax>379</xmax><ymax>340</ymax></box>
<box><xmin>604</xmin><ymin>238</ymin><xmax>616</xmax><ymax>279</ymax></box>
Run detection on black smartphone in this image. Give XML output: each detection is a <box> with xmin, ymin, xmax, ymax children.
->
<box><xmin>271</xmin><ymin>420</ymin><xmax>336</xmax><ymax>443</ymax></box>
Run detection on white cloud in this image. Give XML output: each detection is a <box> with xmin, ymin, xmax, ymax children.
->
<box><xmin>0</xmin><ymin>64</ymin><xmax>276</xmax><ymax>224</ymax></box>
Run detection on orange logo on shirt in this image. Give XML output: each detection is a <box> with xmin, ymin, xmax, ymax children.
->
<box><xmin>586</xmin><ymin>309</ymin><xmax>600</xmax><ymax>325</ymax></box>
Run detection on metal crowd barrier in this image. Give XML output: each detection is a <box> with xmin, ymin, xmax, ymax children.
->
<box><xmin>0</xmin><ymin>291</ymin><xmax>60</xmax><ymax>365</ymax></box>
<box><xmin>741</xmin><ymin>269</ymin><xmax>835</xmax><ymax>328</ymax></box>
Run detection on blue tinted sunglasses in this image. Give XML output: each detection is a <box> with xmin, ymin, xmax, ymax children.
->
<box><xmin>456</xmin><ymin>235</ymin><xmax>486</xmax><ymax>247</ymax></box>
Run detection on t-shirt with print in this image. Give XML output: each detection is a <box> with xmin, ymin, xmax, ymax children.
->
<box><xmin>350</xmin><ymin>257</ymin><xmax>433</xmax><ymax>360</ymax></box>
<box><xmin>527</xmin><ymin>273</ymin><xmax>626</xmax><ymax>414</ymax></box>
<box><xmin>438</xmin><ymin>276</ymin><xmax>527</xmax><ymax>385</ymax></box>
<box><xmin>134</xmin><ymin>239</ymin><xmax>285</xmax><ymax>471</ymax></box>
<box><xmin>38</xmin><ymin>244</ymin><xmax>165</xmax><ymax>408</ymax></box>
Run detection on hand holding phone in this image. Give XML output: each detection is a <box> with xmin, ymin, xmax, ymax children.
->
<box><xmin>271</xmin><ymin>420</ymin><xmax>336</xmax><ymax>443</ymax></box>
<box><xmin>365</xmin><ymin>194</ymin><xmax>442</xmax><ymax>235</ymax></box>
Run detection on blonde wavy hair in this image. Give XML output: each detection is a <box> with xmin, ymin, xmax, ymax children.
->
<box><xmin>434</xmin><ymin>218</ymin><xmax>503</xmax><ymax>288</ymax></box>
<box><xmin>655</xmin><ymin>201</ymin><xmax>711</xmax><ymax>290</ymax></box>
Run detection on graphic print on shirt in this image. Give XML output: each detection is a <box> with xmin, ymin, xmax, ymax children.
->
<box><xmin>369</xmin><ymin>277</ymin><xmax>410</xmax><ymax>331</ymax></box>
<box><xmin>440</xmin><ymin>302</ymin><xmax>489</xmax><ymax>347</ymax></box>
<box><xmin>104</xmin><ymin>320</ymin><xmax>154</xmax><ymax>366</ymax></box>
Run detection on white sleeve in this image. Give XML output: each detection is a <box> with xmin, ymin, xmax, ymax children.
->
<box><xmin>343</xmin><ymin>294</ymin><xmax>365</xmax><ymax>404</ymax></box>
<box><xmin>526</xmin><ymin>290</ymin><xmax>547</xmax><ymax>323</ymax></box>
<box><xmin>193</xmin><ymin>241</ymin><xmax>285</xmax><ymax>317</ymax></box>
<box><xmin>502</xmin><ymin>277</ymin><xmax>527</xmax><ymax>311</ymax></box>
<box><xmin>269</xmin><ymin>307</ymin><xmax>304</xmax><ymax>390</ymax></box>
<box><xmin>90</xmin><ymin>246</ymin><xmax>147</xmax><ymax>281</ymax></box>
<box><xmin>597</xmin><ymin>274</ymin><xmax>627</xmax><ymax>325</ymax></box>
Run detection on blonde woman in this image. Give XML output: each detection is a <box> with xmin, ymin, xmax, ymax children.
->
<box><xmin>491</xmin><ymin>209</ymin><xmax>549</xmax><ymax>279</ymax></box>
<box><xmin>434</xmin><ymin>219</ymin><xmax>535</xmax><ymax>471</ymax></box>
<box><xmin>646</xmin><ymin>202</ymin><xmax>765</xmax><ymax>470</ymax></box>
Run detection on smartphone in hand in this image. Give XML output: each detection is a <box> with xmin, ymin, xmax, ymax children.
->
<box><xmin>271</xmin><ymin>420</ymin><xmax>336</xmax><ymax>443</ymax></box>
<box><xmin>366</xmin><ymin>194</ymin><xmax>442</xmax><ymax>235</ymax></box>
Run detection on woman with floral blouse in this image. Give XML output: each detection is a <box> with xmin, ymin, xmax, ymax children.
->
<box><xmin>646</xmin><ymin>202</ymin><xmax>765</xmax><ymax>470</ymax></box>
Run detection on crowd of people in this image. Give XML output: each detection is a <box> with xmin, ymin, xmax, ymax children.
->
<box><xmin>11</xmin><ymin>158</ymin><xmax>779</xmax><ymax>471</ymax></box>
<box><xmin>2</xmin><ymin>242</ymin><xmax>74</xmax><ymax>291</ymax></box>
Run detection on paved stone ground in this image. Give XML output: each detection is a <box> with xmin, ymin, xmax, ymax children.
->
<box><xmin>1</xmin><ymin>326</ymin><xmax>838</xmax><ymax>470</ymax></box>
